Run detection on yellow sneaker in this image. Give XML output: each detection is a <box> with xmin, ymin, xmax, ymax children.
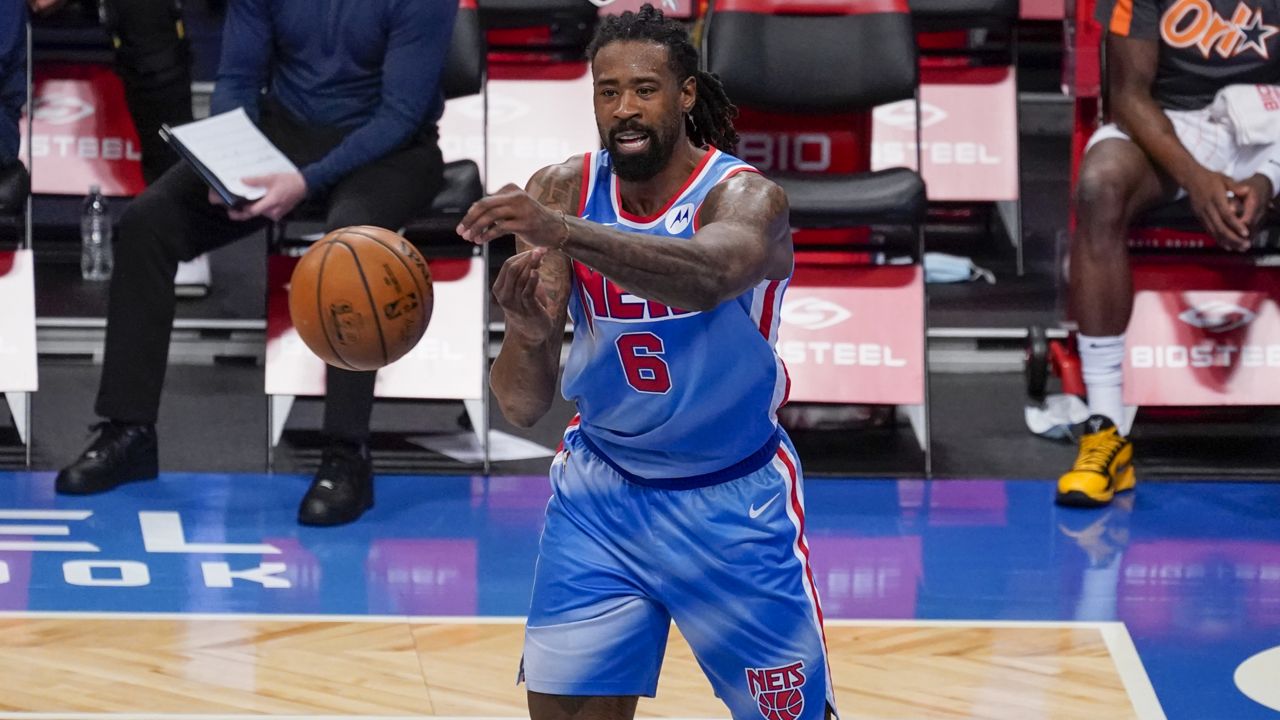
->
<box><xmin>1055</xmin><ymin>415</ymin><xmax>1135</xmax><ymax>507</ymax></box>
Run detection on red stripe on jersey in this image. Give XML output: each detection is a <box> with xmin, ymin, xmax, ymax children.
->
<box><xmin>614</xmin><ymin>149</ymin><xmax>718</xmax><ymax>224</ymax></box>
<box><xmin>570</xmin><ymin>260</ymin><xmax>595</xmax><ymax>334</ymax></box>
<box><xmin>556</xmin><ymin>415</ymin><xmax>582</xmax><ymax>453</ymax></box>
<box><xmin>778</xmin><ymin>447</ymin><xmax>829</xmax><ymax>654</ymax></box>
<box><xmin>758</xmin><ymin>280</ymin><xmax>780</xmax><ymax>338</ymax></box>
<box><xmin>781</xmin><ymin>360</ymin><xmax>792</xmax><ymax>408</ymax></box>
<box><xmin>577</xmin><ymin>152</ymin><xmax>592</xmax><ymax>216</ymax></box>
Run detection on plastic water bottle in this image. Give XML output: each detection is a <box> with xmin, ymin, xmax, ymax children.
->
<box><xmin>80</xmin><ymin>184</ymin><xmax>113</xmax><ymax>281</ymax></box>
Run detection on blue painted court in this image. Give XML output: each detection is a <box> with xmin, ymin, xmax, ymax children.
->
<box><xmin>0</xmin><ymin>471</ymin><xmax>1276</xmax><ymax>718</ymax></box>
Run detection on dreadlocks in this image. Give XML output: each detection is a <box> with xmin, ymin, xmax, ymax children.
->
<box><xmin>587</xmin><ymin>3</ymin><xmax>740</xmax><ymax>153</ymax></box>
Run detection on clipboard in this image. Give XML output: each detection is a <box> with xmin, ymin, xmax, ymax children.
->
<box><xmin>157</xmin><ymin>109</ymin><xmax>300</xmax><ymax>210</ymax></box>
<box><xmin>160</xmin><ymin>124</ymin><xmax>250</xmax><ymax>208</ymax></box>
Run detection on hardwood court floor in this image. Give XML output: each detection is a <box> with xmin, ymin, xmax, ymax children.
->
<box><xmin>0</xmin><ymin>615</ymin><xmax>1149</xmax><ymax>719</ymax></box>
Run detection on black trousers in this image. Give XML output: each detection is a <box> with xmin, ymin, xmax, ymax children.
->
<box><xmin>95</xmin><ymin>101</ymin><xmax>444</xmax><ymax>442</ymax></box>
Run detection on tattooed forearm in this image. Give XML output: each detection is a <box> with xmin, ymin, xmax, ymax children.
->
<box><xmin>559</xmin><ymin>173</ymin><xmax>790</xmax><ymax>311</ymax></box>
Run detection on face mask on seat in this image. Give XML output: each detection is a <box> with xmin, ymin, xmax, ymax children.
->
<box><xmin>923</xmin><ymin>252</ymin><xmax>996</xmax><ymax>284</ymax></box>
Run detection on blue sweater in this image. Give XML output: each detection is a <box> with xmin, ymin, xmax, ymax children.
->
<box><xmin>0</xmin><ymin>0</ymin><xmax>26</xmax><ymax>163</ymax></box>
<box><xmin>210</xmin><ymin>0</ymin><xmax>455</xmax><ymax>194</ymax></box>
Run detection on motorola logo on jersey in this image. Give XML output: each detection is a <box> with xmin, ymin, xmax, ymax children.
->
<box><xmin>572</xmin><ymin>262</ymin><xmax>698</xmax><ymax>323</ymax></box>
<box><xmin>746</xmin><ymin>661</ymin><xmax>806</xmax><ymax>720</ymax></box>
<box><xmin>1177</xmin><ymin>301</ymin><xmax>1257</xmax><ymax>332</ymax></box>
<box><xmin>780</xmin><ymin>297</ymin><xmax>852</xmax><ymax>331</ymax></box>
<box><xmin>33</xmin><ymin>93</ymin><xmax>96</xmax><ymax>125</ymax></box>
<box><xmin>665</xmin><ymin>203</ymin><xmax>694</xmax><ymax>234</ymax></box>
<box><xmin>1160</xmin><ymin>0</ymin><xmax>1278</xmax><ymax>59</ymax></box>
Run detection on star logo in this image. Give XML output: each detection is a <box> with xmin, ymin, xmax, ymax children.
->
<box><xmin>1236</xmin><ymin>7</ymin><xmax>1278</xmax><ymax>59</ymax></box>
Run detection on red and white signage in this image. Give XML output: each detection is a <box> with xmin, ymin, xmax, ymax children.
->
<box><xmin>20</xmin><ymin>64</ymin><xmax>146</xmax><ymax>198</ymax></box>
<box><xmin>0</xmin><ymin>250</ymin><xmax>39</xmax><ymax>393</ymax></box>
<box><xmin>777</xmin><ymin>265</ymin><xmax>924</xmax><ymax>405</ymax></box>
<box><xmin>1124</xmin><ymin>287</ymin><xmax>1280</xmax><ymax>406</ymax></box>
<box><xmin>872</xmin><ymin>67</ymin><xmax>1019</xmax><ymax>202</ymax></box>
<box><xmin>1021</xmin><ymin>0</ymin><xmax>1064</xmax><ymax>19</ymax></box>
<box><xmin>265</xmin><ymin>254</ymin><xmax>485</xmax><ymax>400</ymax></box>
<box><xmin>437</xmin><ymin>63</ymin><xmax>599</xmax><ymax>192</ymax></box>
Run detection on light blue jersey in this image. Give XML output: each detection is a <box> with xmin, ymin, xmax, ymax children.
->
<box><xmin>562</xmin><ymin>148</ymin><xmax>791</xmax><ymax>486</ymax></box>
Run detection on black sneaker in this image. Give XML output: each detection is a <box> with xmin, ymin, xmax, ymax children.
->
<box><xmin>55</xmin><ymin>421</ymin><xmax>158</xmax><ymax>495</ymax></box>
<box><xmin>298</xmin><ymin>442</ymin><xmax>374</xmax><ymax>527</ymax></box>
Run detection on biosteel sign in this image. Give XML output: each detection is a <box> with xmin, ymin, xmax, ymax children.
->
<box><xmin>777</xmin><ymin>265</ymin><xmax>924</xmax><ymax>405</ymax></box>
<box><xmin>21</xmin><ymin>64</ymin><xmax>146</xmax><ymax>197</ymax></box>
<box><xmin>1124</xmin><ymin>289</ymin><xmax>1280</xmax><ymax>405</ymax></box>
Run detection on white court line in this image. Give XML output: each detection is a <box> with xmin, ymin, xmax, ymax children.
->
<box><xmin>1102</xmin><ymin>623</ymin><xmax>1169</xmax><ymax>720</ymax></box>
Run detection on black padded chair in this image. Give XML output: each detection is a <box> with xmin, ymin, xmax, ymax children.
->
<box><xmin>706</xmin><ymin>0</ymin><xmax>927</xmax><ymax>235</ymax></box>
<box><xmin>477</xmin><ymin>0</ymin><xmax>597</xmax><ymax>60</ymax></box>
<box><xmin>909</xmin><ymin>0</ymin><xmax>1017</xmax><ymax>32</ymax></box>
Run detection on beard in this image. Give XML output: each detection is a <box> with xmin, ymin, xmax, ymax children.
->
<box><xmin>604</xmin><ymin>117</ymin><xmax>680</xmax><ymax>182</ymax></box>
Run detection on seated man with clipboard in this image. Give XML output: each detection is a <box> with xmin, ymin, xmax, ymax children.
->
<box><xmin>56</xmin><ymin>0</ymin><xmax>456</xmax><ymax>527</ymax></box>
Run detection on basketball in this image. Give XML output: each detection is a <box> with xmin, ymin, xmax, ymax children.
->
<box><xmin>287</xmin><ymin>225</ymin><xmax>434</xmax><ymax>371</ymax></box>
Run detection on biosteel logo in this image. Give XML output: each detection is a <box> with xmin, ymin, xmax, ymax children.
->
<box><xmin>33</xmin><ymin>93</ymin><xmax>96</xmax><ymax>125</ymax></box>
<box><xmin>874</xmin><ymin>100</ymin><xmax>948</xmax><ymax>130</ymax></box>
<box><xmin>1177</xmin><ymin>301</ymin><xmax>1257</xmax><ymax>333</ymax></box>
<box><xmin>780</xmin><ymin>297</ymin><xmax>851</xmax><ymax>331</ymax></box>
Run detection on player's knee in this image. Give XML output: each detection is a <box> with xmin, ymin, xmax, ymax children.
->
<box><xmin>1074</xmin><ymin>163</ymin><xmax>1134</xmax><ymax>234</ymax></box>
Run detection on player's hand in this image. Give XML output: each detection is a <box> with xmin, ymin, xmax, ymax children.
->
<box><xmin>208</xmin><ymin>189</ymin><xmax>225</xmax><ymax>207</ymax></box>
<box><xmin>1233</xmin><ymin>174</ymin><xmax>1273</xmax><ymax>240</ymax></box>
<box><xmin>226</xmin><ymin>172</ymin><xmax>307</xmax><ymax>223</ymax></box>
<box><xmin>457</xmin><ymin>184</ymin><xmax>568</xmax><ymax>248</ymax></box>
<box><xmin>28</xmin><ymin>0</ymin><xmax>68</xmax><ymax>15</ymax></box>
<box><xmin>494</xmin><ymin>248</ymin><xmax>557</xmax><ymax>344</ymax></box>
<box><xmin>1186</xmin><ymin>170</ymin><xmax>1251</xmax><ymax>251</ymax></box>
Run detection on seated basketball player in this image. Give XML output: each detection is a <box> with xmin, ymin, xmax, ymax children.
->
<box><xmin>0</xmin><ymin>0</ymin><xmax>27</xmax><ymax>215</ymax></box>
<box><xmin>1059</xmin><ymin>0</ymin><xmax>1280</xmax><ymax>507</ymax></box>
<box><xmin>56</xmin><ymin>0</ymin><xmax>455</xmax><ymax>526</ymax></box>
<box><xmin>456</xmin><ymin>6</ymin><xmax>834</xmax><ymax>719</ymax></box>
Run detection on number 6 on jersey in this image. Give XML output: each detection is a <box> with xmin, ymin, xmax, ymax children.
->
<box><xmin>615</xmin><ymin>332</ymin><xmax>672</xmax><ymax>394</ymax></box>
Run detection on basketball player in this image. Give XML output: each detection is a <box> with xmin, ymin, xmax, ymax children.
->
<box><xmin>1059</xmin><ymin>0</ymin><xmax>1280</xmax><ymax>507</ymax></box>
<box><xmin>457</xmin><ymin>6</ymin><xmax>834</xmax><ymax>719</ymax></box>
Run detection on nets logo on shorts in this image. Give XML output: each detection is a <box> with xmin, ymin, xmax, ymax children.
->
<box><xmin>746</xmin><ymin>661</ymin><xmax>806</xmax><ymax>720</ymax></box>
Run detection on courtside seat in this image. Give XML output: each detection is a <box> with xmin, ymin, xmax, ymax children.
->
<box><xmin>477</xmin><ymin>0</ymin><xmax>596</xmax><ymax>59</ymax></box>
<box><xmin>402</xmin><ymin>160</ymin><xmax>485</xmax><ymax>242</ymax></box>
<box><xmin>708</xmin><ymin>0</ymin><xmax>927</xmax><ymax>240</ymax></box>
<box><xmin>779</xmin><ymin>168</ymin><xmax>926</xmax><ymax>228</ymax></box>
<box><xmin>909</xmin><ymin>0</ymin><xmax>1017</xmax><ymax>31</ymax></box>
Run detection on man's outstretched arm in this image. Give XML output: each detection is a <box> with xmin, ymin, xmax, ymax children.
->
<box><xmin>458</xmin><ymin>172</ymin><xmax>792</xmax><ymax>312</ymax></box>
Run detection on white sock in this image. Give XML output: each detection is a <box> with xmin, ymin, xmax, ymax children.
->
<box><xmin>1077</xmin><ymin>333</ymin><xmax>1126</xmax><ymax>428</ymax></box>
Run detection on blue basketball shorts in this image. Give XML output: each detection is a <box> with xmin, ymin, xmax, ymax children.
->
<box><xmin>521</xmin><ymin>426</ymin><xmax>836</xmax><ymax>720</ymax></box>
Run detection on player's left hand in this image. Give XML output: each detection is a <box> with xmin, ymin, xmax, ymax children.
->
<box><xmin>1233</xmin><ymin>174</ymin><xmax>1274</xmax><ymax>239</ymax></box>
<box><xmin>227</xmin><ymin>172</ymin><xmax>308</xmax><ymax>223</ymax></box>
<box><xmin>457</xmin><ymin>184</ymin><xmax>568</xmax><ymax>247</ymax></box>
